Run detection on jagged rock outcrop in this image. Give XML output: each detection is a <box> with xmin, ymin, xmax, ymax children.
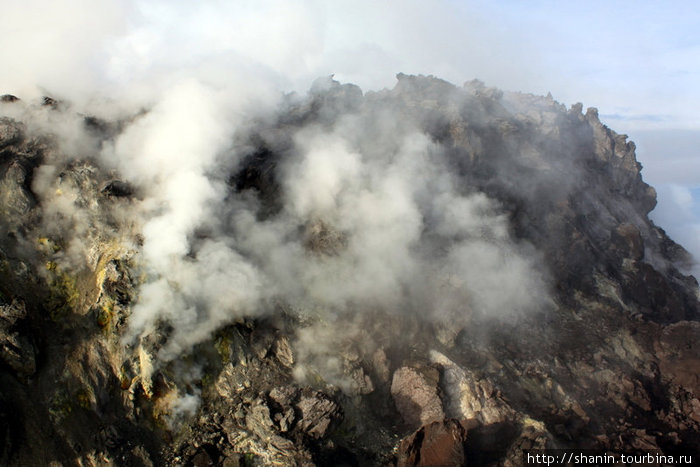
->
<box><xmin>0</xmin><ymin>75</ymin><xmax>698</xmax><ymax>466</ymax></box>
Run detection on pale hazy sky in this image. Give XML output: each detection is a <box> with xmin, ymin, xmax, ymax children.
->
<box><xmin>1</xmin><ymin>0</ymin><xmax>698</xmax><ymax>270</ymax></box>
<box><xmin>3</xmin><ymin>0</ymin><xmax>698</xmax><ymax>129</ymax></box>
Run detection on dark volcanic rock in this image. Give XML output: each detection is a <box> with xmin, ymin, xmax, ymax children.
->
<box><xmin>0</xmin><ymin>117</ymin><xmax>24</xmax><ymax>149</ymax></box>
<box><xmin>0</xmin><ymin>74</ymin><xmax>699</xmax><ymax>465</ymax></box>
<box><xmin>101</xmin><ymin>179</ymin><xmax>133</xmax><ymax>197</ymax></box>
<box><xmin>0</xmin><ymin>299</ymin><xmax>35</xmax><ymax>378</ymax></box>
<box><xmin>295</xmin><ymin>390</ymin><xmax>343</xmax><ymax>439</ymax></box>
<box><xmin>42</xmin><ymin>96</ymin><xmax>58</xmax><ymax>107</ymax></box>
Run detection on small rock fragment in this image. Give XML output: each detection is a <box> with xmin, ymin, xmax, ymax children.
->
<box><xmin>295</xmin><ymin>390</ymin><xmax>342</xmax><ymax>439</ymax></box>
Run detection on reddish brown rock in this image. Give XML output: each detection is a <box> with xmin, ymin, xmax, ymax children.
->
<box><xmin>397</xmin><ymin>419</ymin><xmax>468</xmax><ymax>467</ymax></box>
<box><xmin>657</xmin><ymin>321</ymin><xmax>700</xmax><ymax>391</ymax></box>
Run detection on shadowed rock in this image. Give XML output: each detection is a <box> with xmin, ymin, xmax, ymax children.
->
<box><xmin>101</xmin><ymin>180</ymin><xmax>133</xmax><ymax>197</ymax></box>
<box><xmin>392</xmin><ymin>365</ymin><xmax>445</xmax><ymax>429</ymax></box>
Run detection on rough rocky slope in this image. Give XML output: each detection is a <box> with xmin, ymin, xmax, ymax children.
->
<box><xmin>0</xmin><ymin>75</ymin><xmax>698</xmax><ymax>466</ymax></box>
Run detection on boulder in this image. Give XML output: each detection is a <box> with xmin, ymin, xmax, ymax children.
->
<box><xmin>295</xmin><ymin>390</ymin><xmax>343</xmax><ymax>439</ymax></box>
<box><xmin>391</xmin><ymin>365</ymin><xmax>445</xmax><ymax>429</ymax></box>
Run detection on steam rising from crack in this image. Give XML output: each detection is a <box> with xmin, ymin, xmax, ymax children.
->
<box><xmin>2</xmin><ymin>76</ymin><xmax>553</xmax><ymax>404</ymax></box>
<box><xmin>96</xmin><ymin>77</ymin><xmax>551</xmax><ymax>365</ymax></box>
<box><xmin>101</xmin><ymin>81</ymin><xmax>270</xmax><ymax>359</ymax></box>
<box><xmin>0</xmin><ymin>0</ymin><xmax>557</xmax><ymax>417</ymax></box>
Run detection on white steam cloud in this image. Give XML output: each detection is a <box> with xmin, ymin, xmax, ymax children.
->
<box><xmin>99</xmin><ymin>80</ymin><xmax>273</xmax><ymax>359</ymax></box>
<box><xmin>93</xmin><ymin>82</ymin><xmax>550</xmax><ymax>364</ymax></box>
<box><xmin>3</xmin><ymin>0</ymin><xmax>695</xmax><ymax>417</ymax></box>
<box><xmin>651</xmin><ymin>185</ymin><xmax>700</xmax><ymax>277</ymax></box>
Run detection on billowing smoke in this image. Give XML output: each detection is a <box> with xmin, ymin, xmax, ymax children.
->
<box><xmin>1</xmin><ymin>72</ymin><xmax>552</xmax><ymax>412</ymax></box>
<box><xmin>100</xmin><ymin>80</ymin><xmax>271</xmax><ymax>359</ymax></box>
<box><xmin>97</xmin><ymin>76</ymin><xmax>550</xmax><ymax>357</ymax></box>
<box><xmin>8</xmin><ymin>0</ymin><xmax>694</xmax><ymax>423</ymax></box>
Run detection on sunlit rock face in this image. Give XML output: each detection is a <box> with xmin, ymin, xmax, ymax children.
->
<box><xmin>0</xmin><ymin>75</ymin><xmax>698</xmax><ymax>465</ymax></box>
